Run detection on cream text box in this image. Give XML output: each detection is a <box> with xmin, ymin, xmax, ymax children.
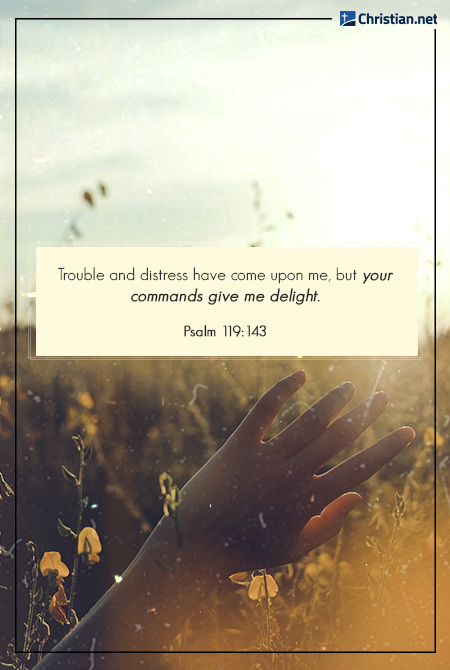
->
<box><xmin>35</xmin><ymin>247</ymin><xmax>419</xmax><ymax>357</ymax></box>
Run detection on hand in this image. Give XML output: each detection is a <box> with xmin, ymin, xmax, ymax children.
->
<box><xmin>177</xmin><ymin>370</ymin><xmax>415</xmax><ymax>572</ymax></box>
<box><xmin>34</xmin><ymin>370</ymin><xmax>415</xmax><ymax>662</ymax></box>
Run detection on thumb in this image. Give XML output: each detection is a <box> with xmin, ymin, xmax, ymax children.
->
<box><xmin>296</xmin><ymin>492</ymin><xmax>362</xmax><ymax>557</ymax></box>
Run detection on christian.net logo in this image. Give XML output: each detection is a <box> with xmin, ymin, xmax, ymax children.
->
<box><xmin>340</xmin><ymin>11</ymin><xmax>356</xmax><ymax>26</ymax></box>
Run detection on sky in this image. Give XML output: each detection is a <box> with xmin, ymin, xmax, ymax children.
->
<box><xmin>0</xmin><ymin>0</ymin><xmax>448</xmax><ymax>328</ymax></box>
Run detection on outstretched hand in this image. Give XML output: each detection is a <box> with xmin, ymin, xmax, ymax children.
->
<box><xmin>177</xmin><ymin>370</ymin><xmax>414</xmax><ymax>573</ymax></box>
<box><xmin>34</xmin><ymin>370</ymin><xmax>415</xmax><ymax>662</ymax></box>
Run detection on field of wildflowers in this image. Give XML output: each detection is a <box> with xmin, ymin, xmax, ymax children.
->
<box><xmin>0</xmin><ymin>325</ymin><xmax>447</xmax><ymax>669</ymax></box>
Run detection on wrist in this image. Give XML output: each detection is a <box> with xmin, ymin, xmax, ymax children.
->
<box><xmin>141</xmin><ymin>513</ymin><xmax>235</xmax><ymax>590</ymax></box>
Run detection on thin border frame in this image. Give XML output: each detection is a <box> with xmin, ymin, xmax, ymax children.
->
<box><xmin>14</xmin><ymin>16</ymin><xmax>437</xmax><ymax>657</ymax></box>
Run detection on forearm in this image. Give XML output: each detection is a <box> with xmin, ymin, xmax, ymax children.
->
<box><xmin>34</xmin><ymin>515</ymin><xmax>230</xmax><ymax>668</ymax></box>
<box><xmin>32</xmin><ymin>374</ymin><xmax>414</xmax><ymax>668</ymax></box>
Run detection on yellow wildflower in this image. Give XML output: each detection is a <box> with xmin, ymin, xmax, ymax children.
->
<box><xmin>424</xmin><ymin>426</ymin><xmax>444</xmax><ymax>450</ymax></box>
<box><xmin>230</xmin><ymin>570</ymin><xmax>279</xmax><ymax>600</ymax></box>
<box><xmin>39</xmin><ymin>552</ymin><xmax>69</xmax><ymax>586</ymax></box>
<box><xmin>248</xmin><ymin>574</ymin><xmax>279</xmax><ymax>600</ymax></box>
<box><xmin>49</xmin><ymin>584</ymin><xmax>69</xmax><ymax>624</ymax></box>
<box><xmin>78</xmin><ymin>527</ymin><xmax>102</xmax><ymax>564</ymax></box>
<box><xmin>77</xmin><ymin>392</ymin><xmax>94</xmax><ymax>409</ymax></box>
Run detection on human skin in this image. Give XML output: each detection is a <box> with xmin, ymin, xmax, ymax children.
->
<box><xmin>33</xmin><ymin>371</ymin><xmax>414</xmax><ymax>668</ymax></box>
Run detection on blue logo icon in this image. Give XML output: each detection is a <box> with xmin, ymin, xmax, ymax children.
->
<box><xmin>340</xmin><ymin>11</ymin><xmax>356</xmax><ymax>26</ymax></box>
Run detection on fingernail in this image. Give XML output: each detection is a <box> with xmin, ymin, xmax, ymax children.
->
<box><xmin>343</xmin><ymin>492</ymin><xmax>363</xmax><ymax>512</ymax></box>
<box><xmin>338</xmin><ymin>381</ymin><xmax>355</xmax><ymax>397</ymax></box>
<box><xmin>400</xmin><ymin>426</ymin><xmax>415</xmax><ymax>444</ymax></box>
<box><xmin>374</xmin><ymin>391</ymin><xmax>390</xmax><ymax>406</ymax></box>
<box><xmin>290</xmin><ymin>370</ymin><xmax>306</xmax><ymax>384</ymax></box>
<box><xmin>347</xmin><ymin>496</ymin><xmax>363</xmax><ymax>513</ymax></box>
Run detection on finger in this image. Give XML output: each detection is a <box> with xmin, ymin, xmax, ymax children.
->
<box><xmin>270</xmin><ymin>381</ymin><xmax>356</xmax><ymax>457</ymax></box>
<box><xmin>236</xmin><ymin>370</ymin><xmax>306</xmax><ymax>443</ymax></box>
<box><xmin>314</xmin><ymin>426</ymin><xmax>415</xmax><ymax>506</ymax></box>
<box><xmin>295</xmin><ymin>493</ymin><xmax>362</xmax><ymax>557</ymax></box>
<box><xmin>292</xmin><ymin>391</ymin><xmax>390</xmax><ymax>475</ymax></box>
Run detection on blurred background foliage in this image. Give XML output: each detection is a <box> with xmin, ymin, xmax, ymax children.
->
<box><xmin>1</xmin><ymin>326</ymin><xmax>447</xmax><ymax>665</ymax></box>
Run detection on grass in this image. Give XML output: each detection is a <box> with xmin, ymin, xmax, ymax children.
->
<box><xmin>0</xmin><ymin>325</ymin><xmax>444</xmax><ymax>667</ymax></box>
